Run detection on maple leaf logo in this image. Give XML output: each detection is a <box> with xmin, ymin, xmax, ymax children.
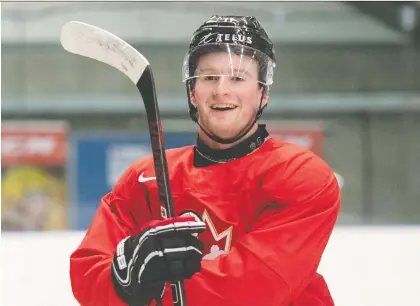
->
<box><xmin>180</xmin><ymin>209</ymin><xmax>233</xmax><ymax>260</ymax></box>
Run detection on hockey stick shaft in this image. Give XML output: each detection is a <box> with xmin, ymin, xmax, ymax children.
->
<box><xmin>137</xmin><ymin>62</ymin><xmax>186</xmax><ymax>306</ymax></box>
<box><xmin>137</xmin><ymin>66</ymin><xmax>175</xmax><ymax>217</ymax></box>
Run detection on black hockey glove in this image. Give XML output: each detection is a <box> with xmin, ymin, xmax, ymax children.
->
<box><xmin>111</xmin><ymin>216</ymin><xmax>206</xmax><ymax>305</ymax></box>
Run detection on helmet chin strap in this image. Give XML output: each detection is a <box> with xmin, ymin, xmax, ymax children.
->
<box><xmin>196</xmin><ymin>95</ymin><xmax>265</xmax><ymax>145</ymax></box>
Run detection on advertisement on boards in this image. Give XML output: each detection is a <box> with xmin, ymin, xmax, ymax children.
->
<box><xmin>1</xmin><ymin>121</ymin><xmax>69</xmax><ymax>231</ymax></box>
<box><xmin>266</xmin><ymin>122</ymin><xmax>324</xmax><ymax>157</ymax></box>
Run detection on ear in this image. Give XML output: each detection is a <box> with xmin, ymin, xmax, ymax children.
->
<box><xmin>261</xmin><ymin>87</ymin><xmax>269</xmax><ymax>107</ymax></box>
<box><xmin>190</xmin><ymin>88</ymin><xmax>197</xmax><ymax>106</ymax></box>
<box><xmin>262</xmin><ymin>93</ymin><xmax>269</xmax><ymax>107</ymax></box>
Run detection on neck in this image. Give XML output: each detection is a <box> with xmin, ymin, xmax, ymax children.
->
<box><xmin>194</xmin><ymin>124</ymin><xmax>270</xmax><ymax>167</ymax></box>
<box><xmin>198</xmin><ymin>123</ymin><xmax>259</xmax><ymax>150</ymax></box>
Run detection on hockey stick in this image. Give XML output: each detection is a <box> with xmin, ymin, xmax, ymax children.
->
<box><xmin>60</xmin><ymin>21</ymin><xmax>185</xmax><ymax>306</ymax></box>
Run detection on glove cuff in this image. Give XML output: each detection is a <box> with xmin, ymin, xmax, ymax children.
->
<box><xmin>111</xmin><ymin>256</ymin><xmax>165</xmax><ymax>305</ymax></box>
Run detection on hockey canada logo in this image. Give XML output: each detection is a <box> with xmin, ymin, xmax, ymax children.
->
<box><xmin>180</xmin><ymin>210</ymin><xmax>232</xmax><ymax>260</ymax></box>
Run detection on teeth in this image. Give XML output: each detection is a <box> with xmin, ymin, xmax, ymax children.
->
<box><xmin>211</xmin><ymin>104</ymin><xmax>237</xmax><ymax>109</ymax></box>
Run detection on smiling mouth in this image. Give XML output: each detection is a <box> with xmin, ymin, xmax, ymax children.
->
<box><xmin>210</xmin><ymin>104</ymin><xmax>238</xmax><ymax>111</ymax></box>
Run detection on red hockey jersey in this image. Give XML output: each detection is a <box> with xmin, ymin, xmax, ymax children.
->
<box><xmin>70</xmin><ymin>137</ymin><xmax>340</xmax><ymax>306</ymax></box>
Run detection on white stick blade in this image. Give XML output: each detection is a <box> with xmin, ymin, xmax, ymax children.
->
<box><xmin>60</xmin><ymin>21</ymin><xmax>149</xmax><ymax>84</ymax></box>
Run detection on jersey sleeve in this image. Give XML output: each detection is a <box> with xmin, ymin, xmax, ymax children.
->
<box><xmin>184</xmin><ymin>150</ymin><xmax>341</xmax><ymax>306</ymax></box>
<box><xmin>69</xmin><ymin>164</ymin><xmax>151</xmax><ymax>306</ymax></box>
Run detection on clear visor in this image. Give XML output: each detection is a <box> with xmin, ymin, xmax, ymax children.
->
<box><xmin>182</xmin><ymin>43</ymin><xmax>275</xmax><ymax>86</ymax></box>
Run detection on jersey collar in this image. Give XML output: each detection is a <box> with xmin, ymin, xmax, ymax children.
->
<box><xmin>193</xmin><ymin>124</ymin><xmax>269</xmax><ymax>167</ymax></box>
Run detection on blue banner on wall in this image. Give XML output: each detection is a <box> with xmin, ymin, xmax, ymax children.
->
<box><xmin>70</xmin><ymin>132</ymin><xmax>196</xmax><ymax>230</ymax></box>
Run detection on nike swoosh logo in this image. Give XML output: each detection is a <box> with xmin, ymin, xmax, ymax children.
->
<box><xmin>138</xmin><ymin>172</ymin><xmax>156</xmax><ymax>183</ymax></box>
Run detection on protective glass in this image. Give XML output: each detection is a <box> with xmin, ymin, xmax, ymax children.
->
<box><xmin>182</xmin><ymin>43</ymin><xmax>275</xmax><ymax>87</ymax></box>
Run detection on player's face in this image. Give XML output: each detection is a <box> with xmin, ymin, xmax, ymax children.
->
<box><xmin>190</xmin><ymin>52</ymin><xmax>267</xmax><ymax>142</ymax></box>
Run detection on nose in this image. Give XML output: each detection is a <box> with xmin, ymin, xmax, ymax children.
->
<box><xmin>213</xmin><ymin>76</ymin><xmax>231</xmax><ymax>96</ymax></box>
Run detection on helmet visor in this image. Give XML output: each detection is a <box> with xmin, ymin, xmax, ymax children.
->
<box><xmin>182</xmin><ymin>43</ymin><xmax>275</xmax><ymax>87</ymax></box>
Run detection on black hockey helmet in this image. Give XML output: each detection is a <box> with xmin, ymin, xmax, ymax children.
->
<box><xmin>182</xmin><ymin>15</ymin><xmax>276</xmax><ymax>143</ymax></box>
<box><xmin>187</xmin><ymin>15</ymin><xmax>276</xmax><ymax>63</ymax></box>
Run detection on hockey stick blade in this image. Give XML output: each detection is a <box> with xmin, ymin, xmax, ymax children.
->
<box><xmin>60</xmin><ymin>21</ymin><xmax>185</xmax><ymax>306</ymax></box>
<box><xmin>60</xmin><ymin>21</ymin><xmax>149</xmax><ymax>84</ymax></box>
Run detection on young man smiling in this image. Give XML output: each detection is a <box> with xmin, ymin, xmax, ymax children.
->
<box><xmin>70</xmin><ymin>15</ymin><xmax>340</xmax><ymax>306</ymax></box>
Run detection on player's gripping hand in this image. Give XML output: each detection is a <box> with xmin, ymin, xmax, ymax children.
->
<box><xmin>111</xmin><ymin>216</ymin><xmax>206</xmax><ymax>305</ymax></box>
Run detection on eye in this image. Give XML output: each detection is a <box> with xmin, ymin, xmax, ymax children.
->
<box><xmin>231</xmin><ymin>76</ymin><xmax>245</xmax><ymax>82</ymax></box>
<box><xmin>204</xmin><ymin>75</ymin><xmax>219</xmax><ymax>81</ymax></box>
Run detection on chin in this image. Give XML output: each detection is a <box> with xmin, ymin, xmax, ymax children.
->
<box><xmin>208</xmin><ymin>125</ymin><xmax>242</xmax><ymax>139</ymax></box>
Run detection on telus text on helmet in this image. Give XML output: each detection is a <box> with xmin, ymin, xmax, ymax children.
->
<box><xmin>216</xmin><ymin>34</ymin><xmax>252</xmax><ymax>44</ymax></box>
<box><xmin>197</xmin><ymin>33</ymin><xmax>252</xmax><ymax>46</ymax></box>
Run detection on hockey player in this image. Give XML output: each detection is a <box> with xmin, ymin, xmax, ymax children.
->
<box><xmin>70</xmin><ymin>15</ymin><xmax>340</xmax><ymax>306</ymax></box>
